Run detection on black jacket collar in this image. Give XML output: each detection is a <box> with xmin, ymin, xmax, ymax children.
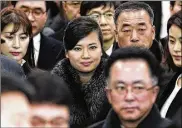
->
<box><xmin>103</xmin><ymin>105</ymin><xmax>174</xmax><ymax>128</ymax></box>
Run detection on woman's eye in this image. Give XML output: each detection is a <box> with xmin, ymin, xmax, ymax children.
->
<box><xmin>73</xmin><ymin>47</ymin><xmax>81</xmax><ymax>51</ymax></box>
<box><xmin>5</xmin><ymin>36</ymin><xmax>14</xmax><ymax>40</ymax></box>
<box><xmin>20</xmin><ymin>36</ymin><xmax>28</xmax><ymax>40</ymax></box>
<box><xmin>169</xmin><ymin>40</ymin><xmax>175</xmax><ymax>44</ymax></box>
<box><xmin>89</xmin><ymin>46</ymin><xmax>97</xmax><ymax>50</ymax></box>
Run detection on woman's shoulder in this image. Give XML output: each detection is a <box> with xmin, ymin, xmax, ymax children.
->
<box><xmin>51</xmin><ymin>58</ymin><xmax>70</xmax><ymax>75</ymax></box>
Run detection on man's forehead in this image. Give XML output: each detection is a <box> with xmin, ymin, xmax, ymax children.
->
<box><xmin>16</xmin><ymin>1</ymin><xmax>46</xmax><ymax>9</ymax></box>
<box><xmin>117</xmin><ymin>10</ymin><xmax>151</xmax><ymax>25</ymax></box>
<box><xmin>109</xmin><ymin>59</ymin><xmax>151</xmax><ymax>82</ymax></box>
<box><xmin>110</xmin><ymin>59</ymin><xmax>151</xmax><ymax>76</ymax></box>
<box><xmin>88</xmin><ymin>5</ymin><xmax>114</xmax><ymax>14</ymax></box>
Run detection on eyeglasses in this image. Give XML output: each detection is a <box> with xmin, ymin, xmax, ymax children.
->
<box><xmin>88</xmin><ymin>12</ymin><xmax>114</xmax><ymax>22</ymax></box>
<box><xmin>31</xmin><ymin>117</ymin><xmax>68</xmax><ymax>127</ymax></box>
<box><xmin>20</xmin><ymin>8</ymin><xmax>46</xmax><ymax>19</ymax></box>
<box><xmin>107</xmin><ymin>80</ymin><xmax>157</xmax><ymax>95</ymax></box>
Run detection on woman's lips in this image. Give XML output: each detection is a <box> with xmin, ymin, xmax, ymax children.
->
<box><xmin>10</xmin><ymin>52</ymin><xmax>20</xmax><ymax>56</ymax></box>
<box><xmin>80</xmin><ymin>62</ymin><xmax>92</xmax><ymax>66</ymax></box>
<box><xmin>173</xmin><ymin>55</ymin><xmax>182</xmax><ymax>60</ymax></box>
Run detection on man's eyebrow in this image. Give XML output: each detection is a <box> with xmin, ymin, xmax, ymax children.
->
<box><xmin>89</xmin><ymin>11</ymin><xmax>100</xmax><ymax>15</ymax></box>
<box><xmin>20</xmin><ymin>5</ymin><xmax>43</xmax><ymax>10</ymax></box>
<box><xmin>137</xmin><ymin>22</ymin><xmax>146</xmax><ymax>26</ymax></box>
<box><xmin>169</xmin><ymin>35</ymin><xmax>175</xmax><ymax>40</ymax></box>
<box><xmin>122</xmin><ymin>23</ymin><xmax>131</xmax><ymax>28</ymax></box>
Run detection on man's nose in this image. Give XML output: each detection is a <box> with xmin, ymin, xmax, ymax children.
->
<box><xmin>130</xmin><ymin>30</ymin><xmax>139</xmax><ymax>43</ymax></box>
<box><xmin>124</xmin><ymin>88</ymin><xmax>135</xmax><ymax>101</ymax></box>
<box><xmin>27</xmin><ymin>12</ymin><xmax>35</xmax><ymax>22</ymax></box>
<box><xmin>100</xmin><ymin>14</ymin><xmax>107</xmax><ymax>26</ymax></box>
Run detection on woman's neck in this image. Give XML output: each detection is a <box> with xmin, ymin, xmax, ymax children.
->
<box><xmin>78</xmin><ymin>70</ymin><xmax>95</xmax><ymax>84</ymax></box>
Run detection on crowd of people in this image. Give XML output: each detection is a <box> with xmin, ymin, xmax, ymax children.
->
<box><xmin>1</xmin><ymin>1</ymin><xmax>181</xmax><ymax>128</ymax></box>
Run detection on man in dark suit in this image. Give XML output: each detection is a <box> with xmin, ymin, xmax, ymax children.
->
<box><xmin>114</xmin><ymin>1</ymin><xmax>164</xmax><ymax>63</ymax></box>
<box><xmin>89</xmin><ymin>47</ymin><xmax>179</xmax><ymax>128</ymax></box>
<box><xmin>12</xmin><ymin>1</ymin><xmax>64</xmax><ymax>70</ymax></box>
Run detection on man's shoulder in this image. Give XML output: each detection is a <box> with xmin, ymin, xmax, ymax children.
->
<box><xmin>87</xmin><ymin>120</ymin><xmax>105</xmax><ymax>128</ymax></box>
<box><xmin>41</xmin><ymin>34</ymin><xmax>63</xmax><ymax>45</ymax></box>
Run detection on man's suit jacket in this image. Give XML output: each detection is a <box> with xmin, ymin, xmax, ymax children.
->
<box><xmin>33</xmin><ymin>34</ymin><xmax>64</xmax><ymax>70</ymax></box>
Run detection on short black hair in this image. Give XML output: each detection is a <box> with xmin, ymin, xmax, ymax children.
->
<box><xmin>11</xmin><ymin>1</ymin><xmax>51</xmax><ymax>11</ymax></box>
<box><xmin>105</xmin><ymin>47</ymin><xmax>166</xmax><ymax>87</ymax></box>
<box><xmin>27</xmin><ymin>70</ymin><xmax>72</xmax><ymax>107</ymax></box>
<box><xmin>115</xmin><ymin>1</ymin><xmax>154</xmax><ymax>25</ymax></box>
<box><xmin>170</xmin><ymin>1</ymin><xmax>175</xmax><ymax>9</ymax></box>
<box><xmin>80</xmin><ymin>1</ymin><xmax>115</xmax><ymax>16</ymax></box>
<box><xmin>63</xmin><ymin>16</ymin><xmax>103</xmax><ymax>51</ymax></box>
<box><xmin>1</xmin><ymin>72</ymin><xmax>35</xmax><ymax>101</ymax></box>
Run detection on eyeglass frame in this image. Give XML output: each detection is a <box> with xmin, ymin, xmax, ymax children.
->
<box><xmin>19</xmin><ymin>7</ymin><xmax>46</xmax><ymax>19</ymax></box>
<box><xmin>88</xmin><ymin>12</ymin><xmax>114</xmax><ymax>22</ymax></box>
<box><xmin>106</xmin><ymin>77</ymin><xmax>158</xmax><ymax>95</ymax></box>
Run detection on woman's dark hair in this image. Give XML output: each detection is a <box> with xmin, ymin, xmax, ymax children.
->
<box><xmin>164</xmin><ymin>10</ymin><xmax>182</xmax><ymax>72</ymax></box>
<box><xmin>63</xmin><ymin>16</ymin><xmax>103</xmax><ymax>51</ymax></box>
<box><xmin>0</xmin><ymin>7</ymin><xmax>35</xmax><ymax>67</ymax></box>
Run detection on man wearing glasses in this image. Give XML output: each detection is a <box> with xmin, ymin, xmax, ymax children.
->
<box><xmin>12</xmin><ymin>1</ymin><xmax>64</xmax><ymax>70</ymax></box>
<box><xmin>89</xmin><ymin>47</ymin><xmax>178</xmax><ymax>128</ymax></box>
<box><xmin>80</xmin><ymin>2</ymin><xmax>117</xmax><ymax>56</ymax></box>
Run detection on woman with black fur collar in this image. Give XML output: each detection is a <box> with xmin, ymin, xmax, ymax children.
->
<box><xmin>52</xmin><ymin>16</ymin><xmax>111</xmax><ymax>127</ymax></box>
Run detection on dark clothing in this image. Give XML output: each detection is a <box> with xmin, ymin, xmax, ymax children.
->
<box><xmin>29</xmin><ymin>34</ymin><xmax>64</xmax><ymax>71</ymax></box>
<box><xmin>52</xmin><ymin>58</ymin><xmax>111</xmax><ymax>128</ymax></box>
<box><xmin>50</xmin><ymin>20</ymin><xmax>68</xmax><ymax>42</ymax></box>
<box><xmin>88</xmin><ymin>105</ymin><xmax>179</xmax><ymax>128</ymax></box>
<box><xmin>149</xmin><ymin>39</ymin><xmax>164</xmax><ymax>64</ymax></box>
<box><xmin>1</xmin><ymin>55</ymin><xmax>25</xmax><ymax>78</ymax></box>
<box><xmin>157</xmin><ymin>72</ymin><xmax>182</xmax><ymax>128</ymax></box>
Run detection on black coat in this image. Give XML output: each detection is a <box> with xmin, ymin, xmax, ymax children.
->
<box><xmin>157</xmin><ymin>72</ymin><xmax>182</xmax><ymax>128</ymax></box>
<box><xmin>1</xmin><ymin>55</ymin><xmax>25</xmax><ymax>78</ymax></box>
<box><xmin>31</xmin><ymin>34</ymin><xmax>64</xmax><ymax>70</ymax></box>
<box><xmin>88</xmin><ymin>105</ymin><xmax>179</xmax><ymax>128</ymax></box>
<box><xmin>52</xmin><ymin>58</ymin><xmax>111</xmax><ymax>128</ymax></box>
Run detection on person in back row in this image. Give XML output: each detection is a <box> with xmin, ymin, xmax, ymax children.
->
<box><xmin>80</xmin><ymin>1</ymin><xmax>117</xmax><ymax>56</ymax></box>
<box><xmin>158</xmin><ymin>10</ymin><xmax>182</xmax><ymax>128</ymax></box>
<box><xmin>89</xmin><ymin>47</ymin><xmax>179</xmax><ymax>128</ymax></box>
<box><xmin>52</xmin><ymin>17</ymin><xmax>111</xmax><ymax>127</ymax></box>
<box><xmin>114</xmin><ymin>1</ymin><xmax>164</xmax><ymax>63</ymax></box>
<box><xmin>12</xmin><ymin>1</ymin><xmax>64</xmax><ymax>70</ymax></box>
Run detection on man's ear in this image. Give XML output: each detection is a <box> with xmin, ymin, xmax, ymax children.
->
<box><xmin>105</xmin><ymin>86</ymin><xmax>112</xmax><ymax>104</ymax></box>
<box><xmin>115</xmin><ymin>29</ymin><xmax>118</xmax><ymax>43</ymax></box>
<box><xmin>152</xmin><ymin>25</ymin><xmax>156</xmax><ymax>40</ymax></box>
<box><xmin>152</xmin><ymin>86</ymin><xmax>160</xmax><ymax>103</ymax></box>
<box><xmin>62</xmin><ymin>1</ymin><xmax>67</xmax><ymax>12</ymax></box>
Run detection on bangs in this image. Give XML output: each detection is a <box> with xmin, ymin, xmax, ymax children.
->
<box><xmin>1</xmin><ymin>8</ymin><xmax>32</xmax><ymax>36</ymax></box>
